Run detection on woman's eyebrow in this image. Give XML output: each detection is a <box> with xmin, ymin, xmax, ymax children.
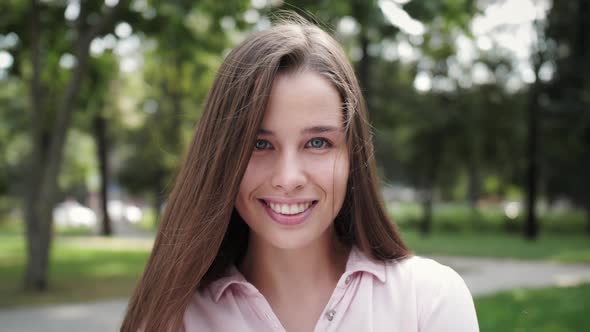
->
<box><xmin>257</xmin><ymin>125</ymin><xmax>342</xmax><ymax>135</ymax></box>
<box><xmin>257</xmin><ymin>128</ymin><xmax>274</xmax><ymax>135</ymax></box>
<box><xmin>302</xmin><ymin>125</ymin><xmax>341</xmax><ymax>134</ymax></box>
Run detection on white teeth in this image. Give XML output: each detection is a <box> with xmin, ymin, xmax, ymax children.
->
<box><xmin>267</xmin><ymin>201</ymin><xmax>314</xmax><ymax>215</ymax></box>
<box><xmin>280</xmin><ymin>204</ymin><xmax>289</xmax><ymax>214</ymax></box>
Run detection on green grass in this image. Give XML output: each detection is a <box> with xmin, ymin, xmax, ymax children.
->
<box><xmin>0</xmin><ymin>217</ymin><xmax>96</xmax><ymax>236</ymax></box>
<box><xmin>401</xmin><ymin>230</ymin><xmax>590</xmax><ymax>263</ymax></box>
<box><xmin>475</xmin><ymin>283</ymin><xmax>590</xmax><ymax>331</ymax></box>
<box><xmin>0</xmin><ymin>235</ymin><xmax>152</xmax><ymax>308</ymax></box>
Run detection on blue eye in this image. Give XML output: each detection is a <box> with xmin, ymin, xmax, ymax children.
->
<box><xmin>254</xmin><ymin>139</ymin><xmax>272</xmax><ymax>150</ymax></box>
<box><xmin>307</xmin><ymin>138</ymin><xmax>329</xmax><ymax>149</ymax></box>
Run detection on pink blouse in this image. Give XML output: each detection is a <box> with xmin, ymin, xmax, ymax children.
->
<box><xmin>183</xmin><ymin>247</ymin><xmax>479</xmax><ymax>331</ymax></box>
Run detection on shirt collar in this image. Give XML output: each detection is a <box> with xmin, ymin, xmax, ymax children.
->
<box><xmin>344</xmin><ymin>246</ymin><xmax>387</xmax><ymax>283</ymax></box>
<box><xmin>208</xmin><ymin>246</ymin><xmax>386</xmax><ymax>303</ymax></box>
<box><xmin>209</xmin><ymin>265</ymin><xmax>258</xmax><ymax>303</ymax></box>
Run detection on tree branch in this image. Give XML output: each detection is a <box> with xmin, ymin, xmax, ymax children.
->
<box><xmin>29</xmin><ymin>0</ymin><xmax>42</xmax><ymax>143</ymax></box>
<box><xmin>80</xmin><ymin>0</ymin><xmax>130</xmax><ymax>48</ymax></box>
<box><xmin>39</xmin><ymin>0</ymin><xmax>130</xmax><ymax>200</ymax></box>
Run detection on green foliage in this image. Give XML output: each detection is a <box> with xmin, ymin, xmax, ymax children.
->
<box><xmin>392</xmin><ymin>202</ymin><xmax>586</xmax><ymax>234</ymax></box>
<box><xmin>0</xmin><ymin>77</ymin><xmax>29</xmax><ymax>197</ymax></box>
<box><xmin>476</xmin><ymin>284</ymin><xmax>590</xmax><ymax>332</ymax></box>
<box><xmin>116</xmin><ymin>0</ymin><xmax>251</xmax><ymax>205</ymax></box>
<box><xmin>58</xmin><ymin>129</ymin><xmax>98</xmax><ymax>198</ymax></box>
<box><xmin>538</xmin><ymin>1</ymin><xmax>590</xmax><ymax>213</ymax></box>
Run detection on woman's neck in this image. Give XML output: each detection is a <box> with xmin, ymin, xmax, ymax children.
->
<box><xmin>238</xmin><ymin>230</ymin><xmax>350</xmax><ymax>303</ymax></box>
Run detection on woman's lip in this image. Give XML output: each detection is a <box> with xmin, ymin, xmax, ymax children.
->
<box><xmin>258</xmin><ymin>198</ymin><xmax>318</xmax><ymax>204</ymax></box>
<box><xmin>259</xmin><ymin>199</ymin><xmax>317</xmax><ymax>226</ymax></box>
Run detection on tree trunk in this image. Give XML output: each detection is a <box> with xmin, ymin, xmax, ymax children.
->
<box><xmin>467</xmin><ymin>159</ymin><xmax>482</xmax><ymax>220</ymax></box>
<box><xmin>154</xmin><ymin>190</ymin><xmax>163</xmax><ymax>227</ymax></box>
<box><xmin>358</xmin><ymin>31</ymin><xmax>370</xmax><ymax>106</ymax></box>
<box><xmin>94</xmin><ymin>113</ymin><xmax>112</xmax><ymax>236</ymax></box>
<box><xmin>23</xmin><ymin>0</ymin><xmax>127</xmax><ymax>291</ymax></box>
<box><xmin>524</xmin><ymin>81</ymin><xmax>539</xmax><ymax>240</ymax></box>
<box><xmin>153</xmin><ymin>169</ymin><xmax>165</xmax><ymax>226</ymax></box>
<box><xmin>420</xmin><ymin>188</ymin><xmax>434</xmax><ymax>235</ymax></box>
<box><xmin>23</xmin><ymin>200</ymin><xmax>53</xmax><ymax>291</ymax></box>
<box><xmin>420</xmin><ymin>142</ymin><xmax>439</xmax><ymax>235</ymax></box>
<box><xmin>23</xmin><ymin>0</ymin><xmax>52</xmax><ymax>292</ymax></box>
<box><xmin>575</xmin><ymin>0</ymin><xmax>589</xmax><ymax>235</ymax></box>
<box><xmin>524</xmin><ymin>18</ymin><xmax>546</xmax><ymax>241</ymax></box>
<box><xmin>352</xmin><ymin>0</ymin><xmax>371</xmax><ymax>115</ymax></box>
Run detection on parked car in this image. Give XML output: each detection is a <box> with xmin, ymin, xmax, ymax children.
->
<box><xmin>53</xmin><ymin>199</ymin><xmax>98</xmax><ymax>227</ymax></box>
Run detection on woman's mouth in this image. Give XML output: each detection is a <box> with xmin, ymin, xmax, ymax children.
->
<box><xmin>258</xmin><ymin>199</ymin><xmax>318</xmax><ymax>225</ymax></box>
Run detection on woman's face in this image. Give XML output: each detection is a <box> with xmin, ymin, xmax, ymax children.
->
<box><xmin>235</xmin><ymin>71</ymin><xmax>349</xmax><ymax>251</ymax></box>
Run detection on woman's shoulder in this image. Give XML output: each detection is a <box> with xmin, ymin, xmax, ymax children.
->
<box><xmin>384</xmin><ymin>255</ymin><xmax>479</xmax><ymax>330</ymax></box>
<box><xmin>350</xmin><ymin>248</ymin><xmax>465</xmax><ymax>291</ymax></box>
<box><xmin>384</xmin><ymin>256</ymin><xmax>473</xmax><ymax>311</ymax></box>
<box><xmin>386</xmin><ymin>255</ymin><xmax>465</xmax><ymax>287</ymax></box>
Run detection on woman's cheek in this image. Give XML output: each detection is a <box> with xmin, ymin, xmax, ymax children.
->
<box><xmin>245</xmin><ymin>157</ymin><xmax>267</xmax><ymax>180</ymax></box>
<box><xmin>308</xmin><ymin>151</ymin><xmax>349</xmax><ymax>193</ymax></box>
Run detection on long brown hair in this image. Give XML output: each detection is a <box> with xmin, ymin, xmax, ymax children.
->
<box><xmin>121</xmin><ymin>17</ymin><xmax>409</xmax><ymax>332</ymax></box>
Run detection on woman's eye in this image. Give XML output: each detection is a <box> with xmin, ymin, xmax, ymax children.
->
<box><xmin>254</xmin><ymin>139</ymin><xmax>272</xmax><ymax>150</ymax></box>
<box><xmin>306</xmin><ymin>138</ymin><xmax>330</xmax><ymax>149</ymax></box>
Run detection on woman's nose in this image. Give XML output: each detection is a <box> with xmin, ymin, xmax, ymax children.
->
<box><xmin>270</xmin><ymin>151</ymin><xmax>307</xmax><ymax>193</ymax></box>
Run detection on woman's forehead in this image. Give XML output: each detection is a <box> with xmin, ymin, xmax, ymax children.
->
<box><xmin>261</xmin><ymin>71</ymin><xmax>343</xmax><ymax>130</ymax></box>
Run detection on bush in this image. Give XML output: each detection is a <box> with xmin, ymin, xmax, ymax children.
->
<box><xmin>390</xmin><ymin>202</ymin><xmax>587</xmax><ymax>234</ymax></box>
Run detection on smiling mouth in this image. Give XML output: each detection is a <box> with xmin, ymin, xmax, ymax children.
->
<box><xmin>258</xmin><ymin>199</ymin><xmax>318</xmax><ymax>216</ymax></box>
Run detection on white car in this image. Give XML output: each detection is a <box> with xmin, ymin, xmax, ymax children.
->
<box><xmin>53</xmin><ymin>200</ymin><xmax>98</xmax><ymax>227</ymax></box>
<box><xmin>107</xmin><ymin>200</ymin><xmax>143</xmax><ymax>224</ymax></box>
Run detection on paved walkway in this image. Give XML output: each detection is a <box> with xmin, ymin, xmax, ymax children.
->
<box><xmin>0</xmin><ymin>299</ymin><xmax>127</xmax><ymax>332</ymax></box>
<box><xmin>1</xmin><ymin>256</ymin><xmax>590</xmax><ymax>332</ymax></box>
<box><xmin>434</xmin><ymin>255</ymin><xmax>590</xmax><ymax>296</ymax></box>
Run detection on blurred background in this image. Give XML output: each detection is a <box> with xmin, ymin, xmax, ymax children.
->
<box><xmin>0</xmin><ymin>0</ymin><xmax>589</xmax><ymax>331</ymax></box>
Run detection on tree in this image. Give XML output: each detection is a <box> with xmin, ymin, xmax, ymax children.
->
<box><xmin>0</xmin><ymin>77</ymin><xmax>28</xmax><ymax>212</ymax></box>
<box><xmin>10</xmin><ymin>0</ymin><xmax>130</xmax><ymax>291</ymax></box>
<box><xmin>118</xmin><ymin>0</ymin><xmax>249</xmax><ymax>224</ymax></box>
<box><xmin>542</xmin><ymin>0</ymin><xmax>590</xmax><ymax>234</ymax></box>
<box><xmin>83</xmin><ymin>54</ymin><xmax>120</xmax><ymax>236</ymax></box>
<box><xmin>524</xmin><ymin>41</ymin><xmax>541</xmax><ymax>239</ymax></box>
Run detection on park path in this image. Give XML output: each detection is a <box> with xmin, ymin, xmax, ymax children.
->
<box><xmin>1</xmin><ymin>256</ymin><xmax>590</xmax><ymax>332</ymax></box>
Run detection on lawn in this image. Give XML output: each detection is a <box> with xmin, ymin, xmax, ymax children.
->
<box><xmin>475</xmin><ymin>283</ymin><xmax>590</xmax><ymax>332</ymax></box>
<box><xmin>400</xmin><ymin>230</ymin><xmax>590</xmax><ymax>263</ymax></box>
<box><xmin>0</xmin><ymin>235</ymin><xmax>152</xmax><ymax>308</ymax></box>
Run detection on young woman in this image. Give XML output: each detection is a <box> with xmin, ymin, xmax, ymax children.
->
<box><xmin>121</xmin><ymin>18</ymin><xmax>479</xmax><ymax>332</ymax></box>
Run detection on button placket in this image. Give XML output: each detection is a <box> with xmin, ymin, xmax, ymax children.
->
<box><xmin>320</xmin><ymin>279</ymin><xmax>348</xmax><ymax>325</ymax></box>
<box><xmin>325</xmin><ymin>309</ymin><xmax>336</xmax><ymax>321</ymax></box>
<box><xmin>313</xmin><ymin>273</ymin><xmax>355</xmax><ymax>331</ymax></box>
<box><xmin>253</xmin><ymin>294</ymin><xmax>285</xmax><ymax>332</ymax></box>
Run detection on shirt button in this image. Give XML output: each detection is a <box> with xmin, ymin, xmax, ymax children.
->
<box><xmin>345</xmin><ymin>275</ymin><xmax>352</xmax><ymax>285</ymax></box>
<box><xmin>326</xmin><ymin>309</ymin><xmax>336</xmax><ymax>321</ymax></box>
